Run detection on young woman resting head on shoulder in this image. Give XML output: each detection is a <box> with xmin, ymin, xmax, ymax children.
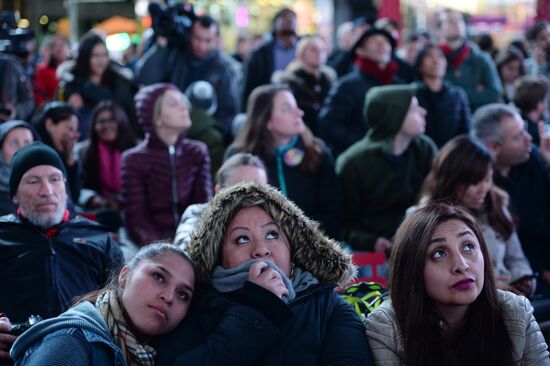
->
<box><xmin>10</xmin><ymin>242</ymin><xmax>195</xmax><ymax>366</ymax></box>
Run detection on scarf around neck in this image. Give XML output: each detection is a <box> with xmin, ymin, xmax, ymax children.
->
<box><xmin>354</xmin><ymin>56</ymin><xmax>398</xmax><ymax>85</ymax></box>
<box><xmin>440</xmin><ymin>42</ymin><xmax>471</xmax><ymax>69</ymax></box>
<box><xmin>211</xmin><ymin>259</ymin><xmax>320</xmax><ymax>303</ymax></box>
<box><xmin>95</xmin><ymin>290</ymin><xmax>156</xmax><ymax>366</ymax></box>
<box><xmin>97</xmin><ymin>141</ymin><xmax>121</xmax><ymax>197</ymax></box>
<box><xmin>274</xmin><ymin>135</ymin><xmax>299</xmax><ymax>196</ymax></box>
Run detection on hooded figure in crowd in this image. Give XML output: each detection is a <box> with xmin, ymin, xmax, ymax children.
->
<box><xmin>154</xmin><ymin>182</ymin><xmax>373</xmax><ymax>365</ymax></box>
<box><xmin>121</xmin><ymin>83</ymin><xmax>212</xmax><ymax>245</ymax></box>
<box><xmin>336</xmin><ymin>84</ymin><xmax>437</xmax><ymax>252</ymax></box>
<box><xmin>0</xmin><ymin>120</ymin><xmax>39</xmax><ymax>215</ymax></box>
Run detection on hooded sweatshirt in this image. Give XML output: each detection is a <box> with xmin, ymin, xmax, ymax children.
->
<box><xmin>0</xmin><ymin>120</ymin><xmax>39</xmax><ymax>215</ymax></box>
<box><xmin>121</xmin><ymin>83</ymin><xmax>212</xmax><ymax>245</ymax></box>
<box><xmin>10</xmin><ymin>301</ymin><xmax>125</xmax><ymax>366</ymax></box>
<box><xmin>154</xmin><ymin>182</ymin><xmax>373</xmax><ymax>366</ymax></box>
<box><xmin>336</xmin><ymin>85</ymin><xmax>437</xmax><ymax>250</ymax></box>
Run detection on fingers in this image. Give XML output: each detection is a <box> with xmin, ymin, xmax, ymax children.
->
<box><xmin>0</xmin><ymin>332</ymin><xmax>16</xmax><ymax>347</ymax></box>
<box><xmin>249</xmin><ymin>261</ymin><xmax>268</xmax><ymax>279</ymax></box>
<box><xmin>0</xmin><ymin>317</ymin><xmax>16</xmax><ymax>360</ymax></box>
<box><xmin>248</xmin><ymin>263</ymin><xmax>290</xmax><ymax>299</ymax></box>
<box><xmin>0</xmin><ymin>331</ymin><xmax>16</xmax><ymax>360</ymax></box>
<box><xmin>0</xmin><ymin>318</ymin><xmax>12</xmax><ymax>333</ymax></box>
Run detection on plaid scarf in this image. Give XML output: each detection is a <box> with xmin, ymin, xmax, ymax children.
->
<box><xmin>95</xmin><ymin>290</ymin><xmax>156</xmax><ymax>366</ymax></box>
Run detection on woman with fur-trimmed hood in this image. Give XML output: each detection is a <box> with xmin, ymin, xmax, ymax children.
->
<box><xmin>154</xmin><ymin>182</ymin><xmax>373</xmax><ymax>365</ymax></box>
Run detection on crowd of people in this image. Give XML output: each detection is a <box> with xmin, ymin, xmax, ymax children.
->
<box><xmin>0</xmin><ymin>4</ymin><xmax>550</xmax><ymax>365</ymax></box>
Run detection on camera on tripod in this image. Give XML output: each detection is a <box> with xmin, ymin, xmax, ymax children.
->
<box><xmin>148</xmin><ymin>1</ymin><xmax>196</xmax><ymax>49</ymax></box>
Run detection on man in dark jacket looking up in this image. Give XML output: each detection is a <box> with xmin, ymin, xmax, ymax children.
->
<box><xmin>241</xmin><ymin>8</ymin><xmax>299</xmax><ymax>111</ymax></box>
<box><xmin>0</xmin><ymin>142</ymin><xmax>123</xmax><ymax>362</ymax></box>
<box><xmin>436</xmin><ymin>8</ymin><xmax>501</xmax><ymax>111</ymax></box>
<box><xmin>318</xmin><ymin>27</ymin><xmax>402</xmax><ymax>157</ymax></box>
<box><xmin>472</xmin><ymin>103</ymin><xmax>550</xmax><ymax>299</ymax></box>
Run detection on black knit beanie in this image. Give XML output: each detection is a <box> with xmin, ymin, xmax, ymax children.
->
<box><xmin>9</xmin><ymin>142</ymin><xmax>67</xmax><ymax>197</ymax></box>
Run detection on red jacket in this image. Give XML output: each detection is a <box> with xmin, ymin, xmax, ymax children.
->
<box><xmin>33</xmin><ymin>62</ymin><xmax>58</xmax><ymax>108</ymax></box>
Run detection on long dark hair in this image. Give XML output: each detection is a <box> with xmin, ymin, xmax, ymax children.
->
<box><xmin>390</xmin><ymin>203</ymin><xmax>514</xmax><ymax>366</ymax></box>
<box><xmin>420</xmin><ymin>135</ymin><xmax>513</xmax><ymax>239</ymax></box>
<box><xmin>32</xmin><ymin>101</ymin><xmax>77</xmax><ymax>150</ymax></box>
<box><xmin>72</xmin><ymin>32</ymin><xmax>116</xmax><ymax>88</ymax></box>
<box><xmin>230</xmin><ymin>84</ymin><xmax>322</xmax><ymax>173</ymax></box>
<box><xmin>83</xmin><ymin>101</ymin><xmax>136</xmax><ymax>192</ymax></box>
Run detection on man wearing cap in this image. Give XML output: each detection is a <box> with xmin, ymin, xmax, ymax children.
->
<box><xmin>318</xmin><ymin>27</ymin><xmax>403</xmax><ymax>157</ymax></box>
<box><xmin>436</xmin><ymin>8</ymin><xmax>501</xmax><ymax>111</ymax></box>
<box><xmin>0</xmin><ymin>142</ymin><xmax>122</xmax><ymax>361</ymax></box>
<box><xmin>241</xmin><ymin>8</ymin><xmax>299</xmax><ymax>111</ymax></box>
<box><xmin>336</xmin><ymin>85</ymin><xmax>436</xmax><ymax>251</ymax></box>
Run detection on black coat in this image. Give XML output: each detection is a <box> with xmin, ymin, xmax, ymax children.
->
<box><xmin>281</xmin><ymin>68</ymin><xmax>334</xmax><ymax>135</ymax></box>
<box><xmin>317</xmin><ymin>69</ymin><xmax>387</xmax><ymax>157</ymax></box>
<box><xmin>416</xmin><ymin>81</ymin><xmax>471</xmax><ymax>148</ymax></box>
<box><xmin>154</xmin><ymin>282</ymin><xmax>373</xmax><ymax>366</ymax></box>
<box><xmin>241</xmin><ymin>40</ymin><xmax>275</xmax><ymax>111</ymax></box>
<box><xmin>493</xmin><ymin>147</ymin><xmax>550</xmax><ymax>274</ymax></box>
<box><xmin>0</xmin><ymin>214</ymin><xmax>123</xmax><ymax>322</ymax></box>
<box><xmin>58</xmin><ymin>66</ymin><xmax>139</xmax><ymax>138</ymax></box>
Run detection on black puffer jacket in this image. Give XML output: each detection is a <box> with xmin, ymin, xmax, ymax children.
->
<box><xmin>317</xmin><ymin>68</ymin><xmax>403</xmax><ymax>157</ymax></box>
<box><xmin>416</xmin><ymin>81</ymin><xmax>471</xmax><ymax>148</ymax></box>
<box><xmin>0</xmin><ymin>214</ymin><xmax>123</xmax><ymax>323</ymax></box>
<box><xmin>154</xmin><ymin>183</ymin><xmax>373</xmax><ymax>366</ymax></box>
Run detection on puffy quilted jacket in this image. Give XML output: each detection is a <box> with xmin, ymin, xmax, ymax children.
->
<box><xmin>121</xmin><ymin>83</ymin><xmax>212</xmax><ymax>245</ymax></box>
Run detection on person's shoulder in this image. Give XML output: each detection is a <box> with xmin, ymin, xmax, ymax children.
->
<box><xmin>121</xmin><ymin>141</ymin><xmax>149</xmax><ymax>160</ymax></box>
<box><xmin>340</xmin><ymin>138</ymin><xmax>375</xmax><ymax>159</ymax></box>
<box><xmin>0</xmin><ymin>215</ymin><xmax>27</xmax><ymax>240</ymax></box>
<box><xmin>498</xmin><ymin>289</ymin><xmax>532</xmax><ymax>318</ymax></box>
<box><xmin>443</xmin><ymin>81</ymin><xmax>468</xmax><ymax>98</ymax></box>
<box><xmin>365</xmin><ymin>299</ymin><xmax>399</xmax><ymax>334</ymax></box>
<box><xmin>336</xmin><ymin>69</ymin><xmax>365</xmax><ymax>86</ymax></box>
<box><xmin>412</xmin><ymin>135</ymin><xmax>438</xmax><ymax>154</ymax></box>
<box><xmin>0</xmin><ymin>213</ymin><xmax>21</xmax><ymax>225</ymax></box>
<box><xmin>467</xmin><ymin>42</ymin><xmax>494</xmax><ymax>62</ymax></box>
<box><xmin>183</xmin><ymin>202</ymin><xmax>208</xmax><ymax>217</ymax></box>
<box><xmin>179</xmin><ymin>138</ymin><xmax>209</xmax><ymax>155</ymax></box>
<box><xmin>252</xmin><ymin>39</ymin><xmax>275</xmax><ymax>55</ymax></box>
<box><xmin>63</xmin><ymin>216</ymin><xmax>113</xmax><ymax>241</ymax></box>
<box><xmin>336</xmin><ymin>140</ymin><xmax>371</xmax><ymax>170</ymax></box>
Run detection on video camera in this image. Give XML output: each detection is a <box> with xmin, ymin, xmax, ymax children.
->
<box><xmin>0</xmin><ymin>11</ymin><xmax>34</xmax><ymax>58</ymax></box>
<box><xmin>148</xmin><ymin>1</ymin><xmax>196</xmax><ymax>49</ymax></box>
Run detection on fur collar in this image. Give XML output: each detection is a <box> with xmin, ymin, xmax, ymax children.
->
<box><xmin>188</xmin><ymin>182</ymin><xmax>355</xmax><ymax>287</ymax></box>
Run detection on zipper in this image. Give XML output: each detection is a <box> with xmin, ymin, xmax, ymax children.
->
<box><xmin>168</xmin><ymin>144</ymin><xmax>180</xmax><ymax>229</ymax></box>
<box><xmin>47</xmin><ymin>237</ymin><xmax>58</xmax><ymax>316</ymax></box>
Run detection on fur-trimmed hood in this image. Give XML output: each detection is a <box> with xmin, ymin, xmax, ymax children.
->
<box><xmin>188</xmin><ymin>182</ymin><xmax>355</xmax><ymax>287</ymax></box>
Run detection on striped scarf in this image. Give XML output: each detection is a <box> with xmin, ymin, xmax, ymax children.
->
<box><xmin>95</xmin><ymin>290</ymin><xmax>156</xmax><ymax>366</ymax></box>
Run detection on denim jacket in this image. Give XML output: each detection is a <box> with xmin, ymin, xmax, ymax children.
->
<box><xmin>10</xmin><ymin>301</ymin><xmax>126</xmax><ymax>366</ymax></box>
